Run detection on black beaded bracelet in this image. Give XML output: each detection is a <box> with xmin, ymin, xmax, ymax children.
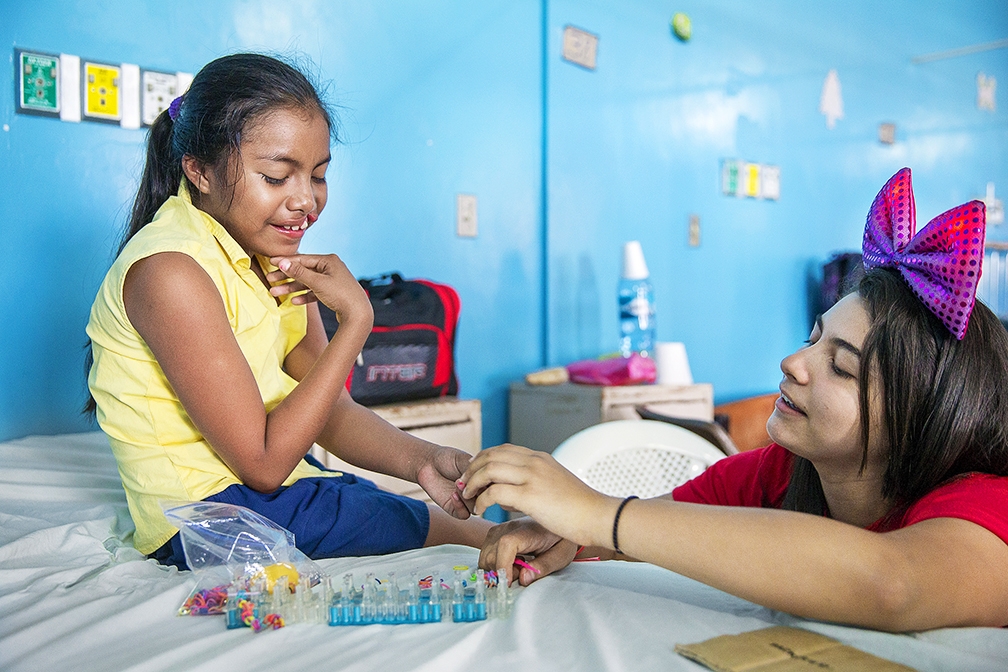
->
<box><xmin>612</xmin><ymin>495</ymin><xmax>639</xmax><ymax>555</ymax></box>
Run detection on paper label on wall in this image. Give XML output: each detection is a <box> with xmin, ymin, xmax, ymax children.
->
<box><xmin>878</xmin><ymin>122</ymin><xmax>896</xmax><ymax>145</ymax></box>
<box><xmin>84</xmin><ymin>62</ymin><xmax>122</xmax><ymax>121</ymax></box>
<box><xmin>819</xmin><ymin>69</ymin><xmax>844</xmax><ymax>129</ymax></box>
<box><xmin>562</xmin><ymin>26</ymin><xmax>599</xmax><ymax>70</ymax></box>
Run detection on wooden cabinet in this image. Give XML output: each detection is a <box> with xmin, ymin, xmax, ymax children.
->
<box><xmin>310</xmin><ymin>397</ymin><xmax>481</xmax><ymax>504</ymax></box>
<box><xmin>509</xmin><ymin>382</ymin><xmax>713</xmax><ymax>454</ymax></box>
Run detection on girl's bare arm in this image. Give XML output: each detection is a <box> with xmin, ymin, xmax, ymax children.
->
<box><xmin>124</xmin><ymin>252</ymin><xmax>370</xmax><ymax>491</ymax></box>
<box><xmin>463</xmin><ymin>444</ymin><xmax>1008</xmax><ymax>631</ymax></box>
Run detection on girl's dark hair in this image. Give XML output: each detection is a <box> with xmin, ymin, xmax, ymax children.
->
<box><xmin>85</xmin><ymin>53</ymin><xmax>336</xmax><ymax>416</ymax></box>
<box><xmin>783</xmin><ymin>266</ymin><xmax>1008</xmax><ymax>514</ymax></box>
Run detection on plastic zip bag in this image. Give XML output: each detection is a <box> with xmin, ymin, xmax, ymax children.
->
<box><xmin>163</xmin><ymin>501</ymin><xmax>326</xmax><ymax>616</ymax></box>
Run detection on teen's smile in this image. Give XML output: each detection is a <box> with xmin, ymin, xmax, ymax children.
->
<box><xmin>775</xmin><ymin>390</ymin><xmax>806</xmax><ymax>416</ymax></box>
<box><xmin>766</xmin><ymin>293</ymin><xmax>880</xmax><ymax>474</ymax></box>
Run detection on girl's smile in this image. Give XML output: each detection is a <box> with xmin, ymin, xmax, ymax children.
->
<box><xmin>270</xmin><ymin>212</ymin><xmax>318</xmax><ymax>238</ymax></box>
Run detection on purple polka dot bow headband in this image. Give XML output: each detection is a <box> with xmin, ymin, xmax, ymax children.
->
<box><xmin>862</xmin><ymin>167</ymin><xmax>986</xmax><ymax>340</ymax></box>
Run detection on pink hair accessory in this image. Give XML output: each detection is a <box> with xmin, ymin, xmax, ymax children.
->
<box><xmin>862</xmin><ymin>167</ymin><xmax>986</xmax><ymax>340</ymax></box>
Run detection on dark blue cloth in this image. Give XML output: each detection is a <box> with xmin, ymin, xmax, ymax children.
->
<box><xmin>149</xmin><ymin>455</ymin><xmax>430</xmax><ymax>570</ymax></box>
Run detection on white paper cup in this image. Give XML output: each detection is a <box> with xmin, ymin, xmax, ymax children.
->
<box><xmin>655</xmin><ymin>341</ymin><xmax>693</xmax><ymax>386</ymax></box>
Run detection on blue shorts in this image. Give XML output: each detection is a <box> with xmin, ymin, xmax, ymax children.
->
<box><xmin>150</xmin><ymin>455</ymin><xmax>430</xmax><ymax>570</ymax></box>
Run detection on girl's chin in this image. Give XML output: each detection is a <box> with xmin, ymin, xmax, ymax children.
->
<box><xmin>764</xmin><ymin>414</ymin><xmax>795</xmax><ymax>451</ymax></box>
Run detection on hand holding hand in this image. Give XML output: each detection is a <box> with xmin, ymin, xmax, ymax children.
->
<box><xmin>461</xmin><ymin>444</ymin><xmax>618</xmax><ymax>548</ymax></box>
<box><xmin>479</xmin><ymin>518</ymin><xmax>579</xmax><ymax>587</ymax></box>
<box><xmin>417</xmin><ymin>445</ymin><xmax>476</xmax><ymax>520</ymax></box>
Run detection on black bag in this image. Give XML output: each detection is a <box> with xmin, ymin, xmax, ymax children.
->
<box><xmin>319</xmin><ymin>273</ymin><xmax>460</xmax><ymax>406</ymax></box>
<box><xmin>820</xmin><ymin>252</ymin><xmax>864</xmax><ymax>312</ymax></box>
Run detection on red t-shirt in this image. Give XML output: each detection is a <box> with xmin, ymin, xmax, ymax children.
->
<box><xmin>672</xmin><ymin>443</ymin><xmax>1008</xmax><ymax>546</ymax></box>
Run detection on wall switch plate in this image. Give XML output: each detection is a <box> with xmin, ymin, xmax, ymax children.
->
<box><xmin>562</xmin><ymin>25</ymin><xmax>599</xmax><ymax>70</ymax></box>
<box><xmin>688</xmin><ymin>214</ymin><xmax>701</xmax><ymax>247</ymax></box>
<box><xmin>456</xmin><ymin>194</ymin><xmax>478</xmax><ymax>238</ymax></box>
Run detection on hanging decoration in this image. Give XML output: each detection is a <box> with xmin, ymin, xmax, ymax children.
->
<box><xmin>819</xmin><ymin>69</ymin><xmax>844</xmax><ymax>130</ymax></box>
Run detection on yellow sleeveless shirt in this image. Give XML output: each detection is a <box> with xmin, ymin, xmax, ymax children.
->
<box><xmin>87</xmin><ymin>183</ymin><xmax>333</xmax><ymax>554</ymax></box>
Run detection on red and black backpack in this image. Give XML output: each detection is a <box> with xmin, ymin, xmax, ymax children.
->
<box><xmin>319</xmin><ymin>273</ymin><xmax>460</xmax><ymax>406</ymax></box>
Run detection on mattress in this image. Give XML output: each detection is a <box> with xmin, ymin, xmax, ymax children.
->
<box><xmin>1</xmin><ymin>432</ymin><xmax>1005</xmax><ymax>671</ymax></box>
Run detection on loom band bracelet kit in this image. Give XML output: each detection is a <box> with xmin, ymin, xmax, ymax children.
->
<box><xmin>329</xmin><ymin>567</ymin><xmax>512</xmax><ymax>625</ymax></box>
<box><xmin>211</xmin><ymin>564</ymin><xmax>516</xmax><ymax>631</ymax></box>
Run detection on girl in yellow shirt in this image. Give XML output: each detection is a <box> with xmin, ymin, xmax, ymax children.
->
<box><xmin>87</xmin><ymin>53</ymin><xmax>490</xmax><ymax>567</ymax></box>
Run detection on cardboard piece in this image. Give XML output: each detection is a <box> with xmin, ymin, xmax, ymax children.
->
<box><xmin>674</xmin><ymin>626</ymin><xmax>916</xmax><ymax>672</ymax></box>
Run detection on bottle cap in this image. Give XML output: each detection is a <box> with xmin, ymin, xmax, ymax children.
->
<box><xmin>621</xmin><ymin>241</ymin><xmax>649</xmax><ymax>280</ymax></box>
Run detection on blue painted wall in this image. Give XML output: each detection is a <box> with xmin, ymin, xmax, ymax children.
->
<box><xmin>1</xmin><ymin>1</ymin><xmax>1005</xmax><ymax>444</ymax></box>
<box><xmin>546</xmin><ymin>0</ymin><xmax>1008</xmax><ymax>399</ymax></box>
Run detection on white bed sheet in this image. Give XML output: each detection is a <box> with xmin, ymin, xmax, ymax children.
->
<box><xmin>1</xmin><ymin>432</ymin><xmax>1006</xmax><ymax>672</ymax></box>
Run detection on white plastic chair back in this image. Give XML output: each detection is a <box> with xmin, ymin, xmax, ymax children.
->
<box><xmin>552</xmin><ymin>419</ymin><xmax>725</xmax><ymax>498</ymax></box>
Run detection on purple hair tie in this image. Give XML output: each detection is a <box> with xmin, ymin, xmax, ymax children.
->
<box><xmin>862</xmin><ymin>167</ymin><xmax>986</xmax><ymax>340</ymax></box>
<box><xmin>167</xmin><ymin>96</ymin><xmax>184</xmax><ymax>121</ymax></box>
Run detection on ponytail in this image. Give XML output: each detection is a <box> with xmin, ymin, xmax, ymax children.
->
<box><xmin>120</xmin><ymin>111</ymin><xmax>184</xmax><ymax>253</ymax></box>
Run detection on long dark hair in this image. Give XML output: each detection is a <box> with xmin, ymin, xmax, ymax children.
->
<box><xmin>85</xmin><ymin>53</ymin><xmax>337</xmax><ymax>415</ymax></box>
<box><xmin>782</xmin><ymin>267</ymin><xmax>1008</xmax><ymax>514</ymax></box>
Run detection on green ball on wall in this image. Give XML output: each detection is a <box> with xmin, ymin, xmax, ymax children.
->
<box><xmin>671</xmin><ymin>13</ymin><xmax>692</xmax><ymax>42</ymax></box>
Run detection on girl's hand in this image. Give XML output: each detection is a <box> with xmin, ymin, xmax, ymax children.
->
<box><xmin>460</xmin><ymin>444</ymin><xmax>618</xmax><ymax>548</ymax></box>
<box><xmin>417</xmin><ymin>445</ymin><xmax>476</xmax><ymax>520</ymax></box>
<box><xmin>479</xmin><ymin>518</ymin><xmax>578</xmax><ymax>587</ymax></box>
<box><xmin>268</xmin><ymin>254</ymin><xmax>373</xmax><ymax>332</ymax></box>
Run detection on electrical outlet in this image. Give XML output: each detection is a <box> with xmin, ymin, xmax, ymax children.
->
<box><xmin>83</xmin><ymin>61</ymin><xmax>122</xmax><ymax>122</ymax></box>
<box><xmin>456</xmin><ymin>194</ymin><xmax>478</xmax><ymax>238</ymax></box>
<box><xmin>142</xmin><ymin>70</ymin><xmax>179</xmax><ymax>125</ymax></box>
<box><xmin>16</xmin><ymin>49</ymin><xmax>60</xmax><ymax>117</ymax></box>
